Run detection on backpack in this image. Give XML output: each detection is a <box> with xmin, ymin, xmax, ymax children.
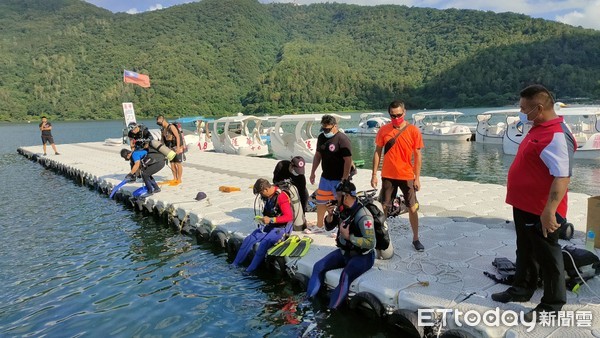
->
<box><xmin>357</xmin><ymin>194</ymin><xmax>390</xmax><ymax>250</ymax></box>
<box><xmin>484</xmin><ymin>247</ymin><xmax>600</xmax><ymax>292</ymax></box>
<box><xmin>167</xmin><ymin>123</ymin><xmax>188</xmax><ymax>153</ymax></box>
<box><xmin>275</xmin><ymin>179</ymin><xmax>305</xmax><ymax>231</ymax></box>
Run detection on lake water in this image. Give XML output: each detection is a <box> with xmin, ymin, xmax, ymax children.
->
<box><xmin>0</xmin><ymin>109</ymin><xmax>598</xmax><ymax>337</ymax></box>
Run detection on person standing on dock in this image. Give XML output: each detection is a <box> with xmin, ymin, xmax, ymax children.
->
<box><xmin>39</xmin><ymin>116</ymin><xmax>60</xmax><ymax>156</ymax></box>
<box><xmin>232</xmin><ymin>178</ymin><xmax>294</xmax><ymax>273</ymax></box>
<box><xmin>306</xmin><ymin>180</ymin><xmax>375</xmax><ymax>309</ymax></box>
<box><xmin>156</xmin><ymin>115</ymin><xmax>184</xmax><ymax>186</ymax></box>
<box><xmin>371</xmin><ymin>100</ymin><xmax>424</xmax><ymax>252</ymax></box>
<box><xmin>309</xmin><ymin>115</ymin><xmax>353</xmax><ymax>233</ymax></box>
<box><xmin>492</xmin><ymin>84</ymin><xmax>576</xmax><ymax>321</ymax></box>
<box><xmin>273</xmin><ymin>156</ymin><xmax>309</xmax><ymax>215</ymax></box>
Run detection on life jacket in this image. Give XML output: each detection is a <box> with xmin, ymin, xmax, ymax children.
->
<box><xmin>334</xmin><ymin>203</ymin><xmax>372</xmax><ymax>254</ymax></box>
<box><xmin>262</xmin><ymin>188</ymin><xmax>283</xmax><ymax>220</ymax></box>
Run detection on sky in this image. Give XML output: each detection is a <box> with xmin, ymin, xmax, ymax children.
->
<box><xmin>83</xmin><ymin>0</ymin><xmax>600</xmax><ymax>30</ymax></box>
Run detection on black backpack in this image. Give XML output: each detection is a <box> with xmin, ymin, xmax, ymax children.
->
<box><xmin>357</xmin><ymin>194</ymin><xmax>390</xmax><ymax>250</ymax></box>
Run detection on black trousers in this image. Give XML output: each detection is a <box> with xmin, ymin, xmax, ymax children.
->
<box><xmin>510</xmin><ymin>207</ymin><xmax>566</xmax><ymax>311</ymax></box>
<box><xmin>142</xmin><ymin>161</ymin><xmax>165</xmax><ymax>192</ymax></box>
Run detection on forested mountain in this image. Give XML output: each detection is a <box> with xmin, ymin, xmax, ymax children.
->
<box><xmin>1</xmin><ymin>0</ymin><xmax>599</xmax><ymax>121</ymax></box>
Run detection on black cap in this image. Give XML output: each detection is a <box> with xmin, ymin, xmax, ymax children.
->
<box><xmin>290</xmin><ymin>156</ymin><xmax>306</xmax><ymax>175</ymax></box>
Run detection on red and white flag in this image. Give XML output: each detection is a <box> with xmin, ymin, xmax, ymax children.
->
<box><xmin>123</xmin><ymin>70</ymin><xmax>150</xmax><ymax>88</ymax></box>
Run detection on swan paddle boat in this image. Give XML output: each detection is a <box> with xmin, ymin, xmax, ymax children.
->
<box><xmin>475</xmin><ymin>109</ymin><xmax>519</xmax><ymax>144</ymax></box>
<box><xmin>212</xmin><ymin>115</ymin><xmax>269</xmax><ymax>156</ymax></box>
<box><xmin>269</xmin><ymin>114</ymin><xmax>350</xmax><ymax>162</ymax></box>
<box><xmin>503</xmin><ymin>106</ymin><xmax>600</xmax><ymax>160</ymax></box>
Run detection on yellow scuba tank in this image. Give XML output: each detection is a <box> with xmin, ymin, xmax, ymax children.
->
<box><xmin>149</xmin><ymin>140</ymin><xmax>176</xmax><ymax>161</ymax></box>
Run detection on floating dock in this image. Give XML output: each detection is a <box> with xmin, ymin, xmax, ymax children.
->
<box><xmin>17</xmin><ymin>142</ymin><xmax>600</xmax><ymax>337</ymax></box>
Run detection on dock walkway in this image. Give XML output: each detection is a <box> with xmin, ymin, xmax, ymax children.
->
<box><xmin>17</xmin><ymin>142</ymin><xmax>599</xmax><ymax>337</ymax></box>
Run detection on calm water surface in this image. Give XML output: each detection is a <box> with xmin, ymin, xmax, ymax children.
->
<box><xmin>0</xmin><ymin>109</ymin><xmax>598</xmax><ymax>337</ymax></box>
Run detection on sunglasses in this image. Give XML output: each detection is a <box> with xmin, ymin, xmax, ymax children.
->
<box><xmin>389</xmin><ymin>113</ymin><xmax>405</xmax><ymax>119</ymax></box>
<box><xmin>321</xmin><ymin>126</ymin><xmax>334</xmax><ymax>133</ymax></box>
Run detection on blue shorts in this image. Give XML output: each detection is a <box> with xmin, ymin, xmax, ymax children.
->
<box><xmin>316</xmin><ymin>178</ymin><xmax>340</xmax><ymax>205</ymax></box>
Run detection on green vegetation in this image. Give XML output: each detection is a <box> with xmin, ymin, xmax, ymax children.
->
<box><xmin>1</xmin><ymin>0</ymin><xmax>599</xmax><ymax>121</ymax></box>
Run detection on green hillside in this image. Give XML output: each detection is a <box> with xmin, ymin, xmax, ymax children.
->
<box><xmin>1</xmin><ymin>0</ymin><xmax>599</xmax><ymax>121</ymax></box>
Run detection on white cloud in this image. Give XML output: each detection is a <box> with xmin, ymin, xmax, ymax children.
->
<box><xmin>126</xmin><ymin>7</ymin><xmax>139</xmax><ymax>14</ymax></box>
<box><xmin>149</xmin><ymin>4</ymin><xmax>164</xmax><ymax>11</ymax></box>
<box><xmin>555</xmin><ymin>0</ymin><xmax>600</xmax><ymax>30</ymax></box>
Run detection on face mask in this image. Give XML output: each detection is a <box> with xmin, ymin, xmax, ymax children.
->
<box><xmin>290</xmin><ymin>168</ymin><xmax>299</xmax><ymax>176</ymax></box>
<box><xmin>519</xmin><ymin>106</ymin><xmax>539</xmax><ymax>125</ymax></box>
<box><xmin>518</xmin><ymin>112</ymin><xmax>531</xmax><ymax>125</ymax></box>
<box><xmin>391</xmin><ymin>116</ymin><xmax>404</xmax><ymax>127</ymax></box>
<box><xmin>323</xmin><ymin>132</ymin><xmax>334</xmax><ymax>138</ymax></box>
<box><xmin>156</xmin><ymin>121</ymin><xmax>163</xmax><ymax>126</ymax></box>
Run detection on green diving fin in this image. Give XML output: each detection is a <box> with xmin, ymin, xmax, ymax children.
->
<box><xmin>288</xmin><ymin>237</ymin><xmax>313</xmax><ymax>258</ymax></box>
<box><xmin>267</xmin><ymin>235</ymin><xmax>300</xmax><ymax>256</ymax></box>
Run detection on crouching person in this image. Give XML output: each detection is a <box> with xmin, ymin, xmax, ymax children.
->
<box><xmin>232</xmin><ymin>178</ymin><xmax>294</xmax><ymax>273</ymax></box>
<box><xmin>306</xmin><ymin>181</ymin><xmax>375</xmax><ymax>309</ymax></box>
<box><xmin>120</xmin><ymin>143</ymin><xmax>165</xmax><ymax>195</ymax></box>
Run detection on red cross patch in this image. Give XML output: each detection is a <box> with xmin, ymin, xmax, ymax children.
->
<box><xmin>364</xmin><ymin>220</ymin><xmax>372</xmax><ymax>228</ymax></box>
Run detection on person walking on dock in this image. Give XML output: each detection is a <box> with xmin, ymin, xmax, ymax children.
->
<box><xmin>306</xmin><ymin>180</ymin><xmax>375</xmax><ymax>309</ymax></box>
<box><xmin>371</xmin><ymin>100</ymin><xmax>424</xmax><ymax>251</ymax></box>
<box><xmin>232</xmin><ymin>178</ymin><xmax>294</xmax><ymax>273</ymax></box>
<box><xmin>156</xmin><ymin>115</ymin><xmax>183</xmax><ymax>186</ymax></box>
<box><xmin>39</xmin><ymin>116</ymin><xmax>60</xmax><ymax>156</ymax></box>
<box><xmin>309</xmin><ymin>115</ymin><xmax>353</xmax><ymax>232</ymax></box>
<box><xmin>491</xmin><ymin>84</ymin><xmax>576</xmax><ymax>321</ymax></box>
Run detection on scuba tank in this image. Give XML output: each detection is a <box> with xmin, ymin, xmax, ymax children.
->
<box><xmin>149</xmin><ymin>139</ymin><xmax>177</xmax><ymax>161</ymax></box>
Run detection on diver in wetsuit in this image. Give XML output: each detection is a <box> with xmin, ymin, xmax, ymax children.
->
<box><xmin>232</xmin><ymin>178</ymin><xmax>294</xmax><ymax>273</ymax></box>
<box><xmin>120</xmin><ymin>142</ymin><xmax>165</xmax><ymax>195</ymax></box>
<box><xmin>306</xmin><ymin>180</ymin><xmax>376</xmax><ymax>309</ymax></box>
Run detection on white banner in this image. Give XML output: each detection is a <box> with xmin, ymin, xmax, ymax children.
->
<box><xmin>122</xmin><ymin>102</ymin><xmax>136</xmax><ymax>126</ymax></box>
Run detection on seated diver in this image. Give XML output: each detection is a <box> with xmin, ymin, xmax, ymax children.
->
<box><xmin>306</xmin><ymin>180</ymin><xmax>376</xmax><ymax>309</ymax></box>
<box><xmin>232</xmin><ymin>178</ymin><xmax>294</xmax><ymax>273</ymax></box>
<box><xmin>120</xmin><ymin>141</ymin><xmax>165</xmax><ymax>196</ymax></box>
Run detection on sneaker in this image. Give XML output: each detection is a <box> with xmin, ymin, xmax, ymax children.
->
<box><xmin>153</xmin><ymin>188</ymin><xmax>161</xmax><ymax>193</ymax></box>
<box><xmin>43</xmin><ymin>153</ymin><xmax>47</xmax><ymax>156</ymax></box>
<box><xmin>55</xmin><ymin>152</ymin><xmax>60</xmax><ymax>155</ymax></box>
<box><xmin>412</xmin><ymin>240</ymin><xmax>425</xmax><ymax>252</ymax></box>
<box><xmin>304</xmin><ymin>226</ymin><xmax>325</xmax><ymax>234</ymax></box>
<box><xmin>491</xmin><ymin>290</ymin><xmax>531</xmax><ymax>303</ymax></box>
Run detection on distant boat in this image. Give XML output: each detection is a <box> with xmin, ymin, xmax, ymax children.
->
<box><xmin>503</xmin><ymin>106</ymin><xmax>600</xmax><ymax>160</ymax></box>
<box><xmin>475</xmin><ymin>109</ymin><xmax>519</xmax><ymax>144</ymax></box>
<box><xmin>412</xmin><ymin>111</ymin><xmax>472</xmax><ymax>141</ymax></box>
<box><xmin>212</xmin><ymin>115</ymin><xmax>269</xmax><ymax>157</ymax></box>
<box><xmin>195</xmin><ymin>117</ymin><xmax>215</xmax><ymax>151</ymax></box>
<box><xmin>350</xmin><ymin>112</ymin><xmax>390</xmax><ymax>137</ymax></box>
<box><xmin>269</xmin><ymin>114</ymin><xmax>350</xmax><ymax>162</ymax></box>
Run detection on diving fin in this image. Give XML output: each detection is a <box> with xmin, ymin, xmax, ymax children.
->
<box><xmin>109</xmin><ymin>179</ymin><xmax>129</xmax><ymax>199</ymax></box>
<box><xmin>268</xmin><ymin>235</ymin><xmax>300</xmax><ymax>256</ymax></box>
<box><xmin>288</xmin><ymin>237</ymin><xmax>313</xmax><ymax>257</ymax></box>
